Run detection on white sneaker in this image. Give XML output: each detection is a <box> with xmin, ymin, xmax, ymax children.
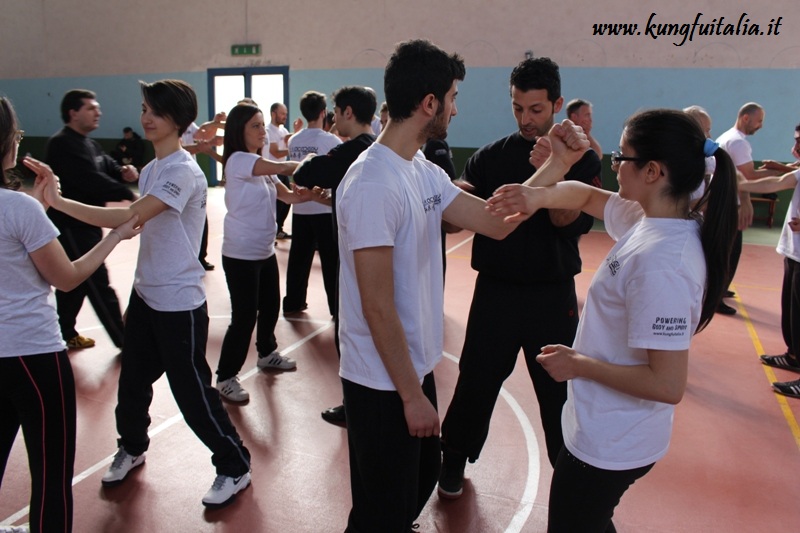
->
<box><xmin>102</xmin><ymin>447</ymin><xmax>145</xmax><ymax>486</ymax></box>
<box><xmin>201</xmin><ymin>472</ymin><xmax>251</xmax><ymax>508</ymax></box>
<box><xmin>0</xmin><ymin>525</ymin><xmax>29</xmax><ymax>533</ymax></box>
<box><xmin>216</xmin><ymin>376</ymin><xmax>250</xmax><ymax>402</ymax></box>
<box><xmin>257</xmin><ymin>350</ymin><xmax>296</xmax><ymax>371</ymax></box>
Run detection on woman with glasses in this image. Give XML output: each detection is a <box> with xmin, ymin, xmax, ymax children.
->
<box><xmin>0</xmin><ymin>97</ymin><xmax>140</xmax><ymax>533</ymax></box>
<box><xmin>487</xmin><ymin>110</ymin><xmax>738</xmax><ymax>532</ymax></box>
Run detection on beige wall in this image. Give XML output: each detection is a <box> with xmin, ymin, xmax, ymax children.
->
<box><xmin>1</xmin><ymin>0</ymin><xmax>797</xmax><ymax>79</ymax></box>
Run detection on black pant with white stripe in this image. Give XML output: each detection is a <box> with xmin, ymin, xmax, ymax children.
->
<box><xmin>115</xmin><ymin>291</ymin><xmax>250</xmax><ymax>477</ymax></box>
<box><xmin>0</xmin><ymin>350</ymin><xmax>75</xmax><ymax>533</ymax></box>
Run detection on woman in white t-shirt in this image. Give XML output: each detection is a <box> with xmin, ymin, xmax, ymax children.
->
<box><xmin>487</xmin><ymin>110</ymin><xmax>739</xmax><ymax>532</ymax></box>
<box><xmin>215</xmin><ymin>103</ymin><xmax>309</xmax><ymax>402</ymax></box>
<box><xmin>29</xmin><ymin>80</ymin><xmax>254</xmax><ymax>510</ymax></box>
<box><xmin>0</xmin><ymin>97</ymin><xmax>140</xmax><ymax>533</ymax></box>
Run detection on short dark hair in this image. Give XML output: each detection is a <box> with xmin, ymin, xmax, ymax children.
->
<box><xmin>795</xmin><ymin>123</ymin><xmax>800</xmax><ymax>133</ymax></box>
<box><xmin>139</xmin><ymin>79</ymin><xmax>197</xmax><ymax>136</ymax></box>
<box><xmin>222</xmin><ymin>104</ymin><xmax>262</xmax><ymax>164</ymax></box>
<box><xmin>384</xmin><ymin>39</ymin><xmax>465</xmax><ymax>121</ymax></box>
<box><xmin>509</xmin><ymin>57</ymin><xmax>561</xmax><ymax>102</ymax></box>
<box><xmin>299</xmin><ymin>91</ymin><xmax>327</xmax><ymax>122</ymax></box>
<box><xmin>60</xmin><ymin>89</ymin><xmax>96</xmax><ymax>124</ymax></box>
<box><xmin>270</xmin><ymin>102</ymin><xmax>284</xmax><ymax>114</ymax></box>
<box><xmin>332</xmin><ymin>86</ymin><xmax>377</xmax><ymax>125</ymax></box>
<box><xmin>123</xmin><ymin>126</ymin><xmax>134</xmax><ymax>133</ymax></box>
<box><xmin>0</xmin><ymin>96</ymin><xmax>20</xmax><ymax>190</ymax></box>
<box><xmin>566</xmin><ymin>98</ymin><xmax>591</xmax><ymax>117</ymax></box>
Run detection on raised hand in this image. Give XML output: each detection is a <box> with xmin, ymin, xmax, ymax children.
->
<box><xmin>23</xmin><ymin>157</ymin><xmax>61</xmax><ymax>209</ymax></box>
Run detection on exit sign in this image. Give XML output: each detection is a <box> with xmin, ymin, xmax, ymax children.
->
<box><xmin>231</xmin><ymin>44</ymin><xmax>261</xmax><ymax>56</ymax></box>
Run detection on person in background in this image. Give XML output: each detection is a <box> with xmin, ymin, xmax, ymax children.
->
<box><xmin>45</xmin><ymin>89</ymin><xmax>139</xmax><ymax>350</ymax></box>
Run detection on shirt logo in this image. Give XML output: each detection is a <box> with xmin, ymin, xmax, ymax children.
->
<box><xmin>606</xmin><ymin>255</ymin><xmax>621</xmax><ymax>276</ymax></box>
<box><xmin>423</xmin><ymin>194</ymin><xmax>442</xmax><ymax>213</ymax></box>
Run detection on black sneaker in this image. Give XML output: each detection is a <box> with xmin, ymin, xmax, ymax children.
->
<box><xmin>760</xmin><ymin>353</ymin><xmax>800</xmax><ymax>373</ymax></box>
<box><xmin>724</xmin><ymin>289</ymin><xmax>736</xmax><ymax>298</ymax></box>
<box><xmin>276</xmin><ymin>230</ymin><xmax>291</xmax><ymax>240</ymax></box>
<box><xmin>438</xmin><ymin>450</ymin><xmax>467</xmax><ymax>499</ymax></box>
<box><xmin>716</xmin><ymin>301</ymin><xmax>736</xmax><ymax>315</ymax></box>
<box><xmin>321</xmin><ymin>404</ymin><xmax>346</xmax><ymax>426</ymax></box>
<box><xmin>772</xmin><ymin>378</ymin><xmax>800</xmax><ymax>398</ymax></box>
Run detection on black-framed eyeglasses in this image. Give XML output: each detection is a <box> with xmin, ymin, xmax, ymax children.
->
<box><xmin>14</xmin><ymin>130</ymin><xmax>23</xmax><ymax>143</ymax></box>
<box><xmin>610</xmin><ymin>150</ymin><xmax>646</xmax><ymax>166</ymax></box>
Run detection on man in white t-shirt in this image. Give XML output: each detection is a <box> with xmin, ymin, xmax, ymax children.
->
<box><xmin>336</xmin><ymin>39</ymin><xmax>521</xmax><ymax>532</ymax></box>
<box><xmin>716</xmin><ymin>102</ymin><xmax>778</xmax><ymax>314</ymax></box>
<box><xmin>267</xmin><ymin>102</ymin><xmax>302</xmax><ymax>239</ymax></box>
<box><xmin>284</xmin><ymin>91</ymin><xmax>341</xmax><ymax>315</ymax></box>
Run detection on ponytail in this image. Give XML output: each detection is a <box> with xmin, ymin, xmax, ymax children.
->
<box><xmin>693</xmin><ymin>148</ymin><xmax>738</xmax><ymax>332</ymax></box>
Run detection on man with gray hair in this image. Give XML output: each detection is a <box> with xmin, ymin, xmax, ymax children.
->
<box><xmin>566</xmin><ymin>98</ymin><xmax>602</xmax><ymax>156</ymax></box>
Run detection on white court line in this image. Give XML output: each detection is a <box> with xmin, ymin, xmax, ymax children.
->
<box><xmin>446</xmin><ymin>234</ymin><xmax>474</xmax><ymax>256</ymax></box>
<box><xmin>1</xmin><ymin>321</ymin><xmax>333</xmax><ymax>526</ymax></box>
<box><xmin>442</xmin><ymin>352</ymin><xmax>540</xmax><ymax>533</ymax></box>
<box><xmin>5</xmin><ymin>322</ymin><xmax>540</xmax><ymax>532</ymax></box>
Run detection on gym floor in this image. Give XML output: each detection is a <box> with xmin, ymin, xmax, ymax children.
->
<box><xmin>2</xmin><ymin>186</ymin><xmax>798</xmax><ymax>532</ymax></box>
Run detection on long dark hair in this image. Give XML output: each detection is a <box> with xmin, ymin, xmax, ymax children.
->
<box><xmin>624</xmin><ymin>109</ymin><xmax>738</xmax><ymax>332</ymax></box>
<box><xmin>222</xmin><ymin>104</ymin><xmax>262</xmax><ymax>165</ymax></box>
<box><xmin>0</xmin><ymin>97</ymin><xmax>20</xmax><ymax>190</ymax></box>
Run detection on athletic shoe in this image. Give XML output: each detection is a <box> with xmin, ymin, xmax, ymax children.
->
<box><xmin>216</xmin><ymin>376</ymin><xmax>250</xmax><ymax>402</ymax></box>
<box><xmin>102</xmin><ymin>447</ymin><xmax>145</xmax><ymax>486</ymax></box>
<box><xmin>283</xmin><ymin>303</ymin><xmax>308</xmax><ymax>316</ymax></box>
<box><xmin>772</xmin><ymin>378</ymin><xmax>800</xmax><ymax>399</ymax></box>
<box><xmin>0</xmin><ymin>525</ymin><xmax>29</xmax><ymax>533</ymax></box>
<box><xmin>716</xmin><ymin>302</ymin><xmax>736</xmax><ymax>315</ymax></box>
<box><xmin>321</xmin><ymin>404</ymin><xmax>346</xmax><ymax>426</ymax></box>
<box><xmin>202</xmin><ymin>472</ymin><xmax>251</xmax><ymax>508</ymax></box>
<box><xmin>257</xmin><ymin>350</ymin><xmax>296</xmax><ymax>371</ymax></box>
<box><xmin>276</xmin><ymin>231</ymin><xmax>291</xmax><ymax>240</ymax></box>
<box><xmin>438</xmin><ymin>449</ymin><xmax>467</xmax><ymax>499</ymax></box>
<box><xmin>760</xmin><ymin>353</ymin><xmax>800</xmax><ymax>373</ymax></box>
<box><xmin>725</xmin><ymin>289</ymin><xmax>736</xmax><ymax>298</ymax></box>
<box><xmin>66</xmin><ymin>335</ymin><xmax>95</xmax><ymax>349</ymax></box>
<box><xmin>200</xmin><ymin>260</ymin><xmax>215</xmax><ymax>271</ymax></box>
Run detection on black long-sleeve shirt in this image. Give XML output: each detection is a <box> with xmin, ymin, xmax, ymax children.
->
<box><xmin>45</xmin><ymin>127</ymin><xmax>135</xmax><ymax>232</ymax></box>
<box><xmin>464</xmin><ymin>132</ymin><xmax>602</xmax><ymax>284</ymax></box>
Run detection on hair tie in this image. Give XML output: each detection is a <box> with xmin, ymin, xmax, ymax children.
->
<box><xmin>703</xmin><ymin>138</ymin><xmax>719</xmax><ymax>157</ymax></box>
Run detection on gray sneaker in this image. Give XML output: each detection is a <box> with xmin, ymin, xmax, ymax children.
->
<box><xmin>216</xmin><ymin>376</ymin><xmax>250</xmax><ymax>402</ymax></box>
<box><xmin>257</xmin><ymin>350</ymin><xmax>296</xmax><ymax>371</ymax></box>
<box><xmin>102</xmin><ymin>447</ymin><xmax>145</xmax><ymax>486</ymax></box>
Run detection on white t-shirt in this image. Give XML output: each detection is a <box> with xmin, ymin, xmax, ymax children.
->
<box><xmin>336</xmin><ymin>144</ymin><xmax>461</xmax><ymax>390</ymax></box>
<box><xmin>135</xmin><ymin>149</ymin><xmax>207</xmax><ymax>311</ymax></box>
<box><xmin>222</xmin><ymin>151</ymin><xmax>280</xmax><ymax>260</ymax></box>
<box><xmin>288</xmin><ymin>128</ymin><xmax>341</xmax><ymax>215</ymax></box>
<box><xmin>716</xmin><ymin>127</ymin><xmax>752</xmax><ymax>167</ymax></box>
<box><xmin>371</xmin><ymin>116</ymin><xmax>382</xmax><ymax>135</ymax></box>
<box><xmin>777</xmin><ymin>169</ymin><xmax>800</xmax><ymax>262</ymax></box>
<box><xmin>0</xmin><ymin>189</ymin><xmax>65</xmax><ymax>357</ymax></box>
<box><xmin>563</xmin><ymin>193</ymin><xmax>705</xmax><ymax>471</ymax></box>
<box><xmin>266</xmin><ymin>122</ymin><xmax>289</xmax><ymax>162</ymax></box>
<box><xmin>180</xmin><ymin>122</ymin><xmax>200</xmax><ymax>161</ymax></box>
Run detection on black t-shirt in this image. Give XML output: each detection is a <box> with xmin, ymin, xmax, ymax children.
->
<box><xmin>464</xmin><ymin>131</ymin><xmax>602</xmax><ymax>284</ymax></box>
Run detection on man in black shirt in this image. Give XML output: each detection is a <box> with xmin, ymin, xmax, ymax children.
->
<box><xmin>438</xmin><ymin>58</ymin><xmax>602</xmax><ymax>499</ymax></box>
<box><xmin>292</xmin><ymin>86</ymin><xmax>377</xmax><ymax>426</ymax></box>
<box><xmin>45</xmin><ymin>89</ymin><xmax>139</xmax><ymax>349</ymax></box>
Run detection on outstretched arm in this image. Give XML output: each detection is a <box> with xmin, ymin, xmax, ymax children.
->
<box><xmin>738</xmin><ymin>170</ymin><xmax>798</xmax><ymax>194</ymax></box>
<box><xmin>30</xmin><ymin>215</ymin><xmax>142</xmax><ymax>292</ymax></box>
